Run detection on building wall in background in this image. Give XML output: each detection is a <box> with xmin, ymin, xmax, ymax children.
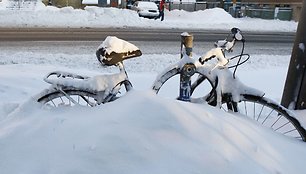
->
<box><xmin>240</xmin><ymin>0</ymin><xmax>303</xmax><ymax>21</ymax></box>
<box><xmin>241</xmin><ymin>0</ymin><xmax>301</xmax><ymax>4</ymax></box>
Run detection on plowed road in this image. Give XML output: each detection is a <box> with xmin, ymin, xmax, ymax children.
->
<box><xmin>0</xmin><ymin>28</ymin><xmax>296</xmax><ymax>43</ymax></box>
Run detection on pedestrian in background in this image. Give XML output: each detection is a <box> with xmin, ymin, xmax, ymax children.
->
<box><xmin>156</xmin><ymin>0</ymin><xmax>165</xmax><ymax>21</ymax></box>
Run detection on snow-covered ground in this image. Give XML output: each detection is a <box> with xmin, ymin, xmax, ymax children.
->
<box><xmin>1</xmin><ymin>2</ymin><xmax>306</xmax><ymax>174</ymax></box>
<box><xmin>0</xmin><ymin>0</ymin><xmax>298</xmax><ymax>32</ymax></box>
<box><xmin>1</xmin><ymin>47</ymin><xmax>306</xmax><ymax>174</ymax></box>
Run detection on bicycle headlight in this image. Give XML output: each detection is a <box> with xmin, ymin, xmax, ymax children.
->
<box><xmin>231</xmin><ymin>28</ymin><xmax>244</xmax><ymax>41</ymax></box>
<box><xmin>181</xmin><ymin>63</ymin><xmax>196</xmax><ymax>77</ymax></box>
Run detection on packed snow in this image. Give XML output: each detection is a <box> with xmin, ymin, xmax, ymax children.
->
<box><xmin>1</xmin><ymin>2</ymin><xmax>306</xmax><ymax>174</ymax></box>
<box><xmin>1</xmin><ymin>59</ymin><xmax>306</xmax><ymax>174</ymax></box>
<box><xmin>0</xmin><ymin>0</ymin><xmax>298</xmax><ymax>32</ymax></box>
<box><xmin>98</xmin><ymin>36</ymin><xmax>140</xmax><ymax>54</ymax></box>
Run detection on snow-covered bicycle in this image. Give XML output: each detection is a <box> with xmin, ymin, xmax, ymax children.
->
<box><xmin>36</xmin><ymin>36</ymin><xmax>141</xmax><ymax>107</ymax></box>
<box><xmin>152</xmin><ymin>28</ymin><xmax>306</xmax><ymax>141</ymax></box>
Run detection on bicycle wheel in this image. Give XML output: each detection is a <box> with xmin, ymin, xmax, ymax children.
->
<box><xmin>152</xmin><ymin>67</ymin><xmax>216</xmax><ymax>104</ymax></box>
<box><xmin>222</xmin><ymin>94</ymin><xmax>306</xmax><ymax>141</ymax></box>
<box><xmin>37</xmin><ymin>89</ymin><xmax>100</xmax><ymax>107</ymax></box>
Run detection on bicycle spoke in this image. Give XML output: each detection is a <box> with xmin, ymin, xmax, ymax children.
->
<box><xmin>221</xmin><ymin>95</ymin><xmax>306</xmax><ymax>141</ymax></box>
<box><xmin>51</xmin><ymin>99</ymin><xmax>56</xmax><ymax>107</ymax></box>
<box><xmin>274</xmin><ymin>121</ymin><xmax>290</xmax><ymax>131</ymax></box>
<box><xmin>60</xmin><ymin>96</ymin><xmax>64</xmax><ymax>103</ymax></box>
<box><xmin>261</xmin><ymin>108</ymin><xmax>274</xmax><ymax>124</ymax></box>
<box><xmin>283</xmin><ymin>128</ymin><xmax>298</xmax><ymax>135</ymax></box>
<box><xmin>271</xmin><ymin>114</ymin><xmax>282</xmax><ymax>128</ymax></box>
<box><xmin>256</xmin><ymin>104</ymin><xmax>265</xmax><ymax>121</ymax></box>
<box><xmin>244</xmin><ymin>101</ymin><xmax>247</xmax><ymax>116</ymax></box>
<box><xmin>38</xmin><ymin>90</ymin><xmax>99</xmax><ymax>107</ymax></box>
<box><xmin>221</xmin><ymin>105</ymin><xmax>227</xmax><ymax>112</ymax></box>
<box><xmin>253</xmin><ymin>102</ymin><xmax>255</xmax><ymax>120</ymax></box>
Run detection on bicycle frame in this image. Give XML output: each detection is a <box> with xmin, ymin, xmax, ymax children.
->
<box><xmin>36</xmin><ymin>36</ymin><xmax>141</xmax><ymax>106</ymax></box>
<box><xmin>153</xmin><ymin>29</ymin><xmax>264</xmax><ymax>106</ymax></box>
<box><xmin>38</xmin><ymin>62</ymin><xmax>132</xmax><ymax>105</ymax></box>
<box><xmin>35</xmin><ymin>30</ymin><xmax>306</xmax><ymax>141</ymax></box>
<box><xmin>178</xmin><ymin>33</ymin><xmax>196</xmax><ymax>101</ymax></box>
<box><xmin>152</xmin><ymin>54</ymin><xmax>264</xmax><ymax>106</ymax></box>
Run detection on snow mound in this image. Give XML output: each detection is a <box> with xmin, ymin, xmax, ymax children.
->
<box><xmin>0</xmin><ymin>91</ymin><xmax>305</xmax><ymax>174</ymax></box>
<box><xmin>168</xmin><ymin>8</ymin><xmax>238</xmax><ymax>24</ymax></box>
<box><xmin>0</xmin><ymin>4</ymin><xmax>297</xmax><ymax>31</ymax></box>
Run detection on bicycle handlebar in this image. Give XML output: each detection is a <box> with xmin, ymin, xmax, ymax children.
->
<box><xmin>198</xmin><ymin>28</ymin><xmax>247</xmax><ymax>78</ymax></box>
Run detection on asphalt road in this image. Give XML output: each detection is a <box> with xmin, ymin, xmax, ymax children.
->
<box><xmin>0</xmin><ymin>28</ymin><xmax>296</xmax><ymax>43</ymax></box>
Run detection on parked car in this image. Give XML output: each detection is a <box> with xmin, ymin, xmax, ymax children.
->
<box><xmin>126</xmin><ymin>0</ymin><xmax>134</xmax><ymax>9</ymax></box>
<box><xmin>131</xmin><ymin>1</ymin><xmax>159</xmax><ymax>19</ymax></box>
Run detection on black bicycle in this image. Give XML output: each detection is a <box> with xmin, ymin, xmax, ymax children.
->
<box><xmin>36</xmin><ymin>36</ymin><xmax>141</xmax><ymax>107</ymax></box>
<box><xmin>152</xmin><ymin>28</ymin><xmax>306</xmax><ymax>142</ymax></box>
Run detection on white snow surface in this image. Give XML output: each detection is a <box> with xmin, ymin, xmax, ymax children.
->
<box><xmin>1</xmin><ymin>47</ymin><xmax>306</xmax><ymax>174</ymax></box>
<box><xmin>98</xmin><ymin>36</ymin><xmax>140</xmax><ymax>54</ymax></box>
<box><xmin>0</xmin><ymin>1</ymin><xmax>298</xmax><ymax>32</ymax></box>
<box><xmin>1</xmin><ymin>3</ymin><xmax>306</xmax><ymax>174</ymax></box>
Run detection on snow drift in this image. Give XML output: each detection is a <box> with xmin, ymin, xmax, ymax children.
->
<box><xmin>0</xmin><ymin>2</ymin><xmax>298</xmax><ymax>32</ymax></box>
<box><xmin>0</xmin><ymin>90</ymin><xmax>306</xmax><ymax>174</ymax></box>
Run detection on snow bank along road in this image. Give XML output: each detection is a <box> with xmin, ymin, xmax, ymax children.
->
<box><xmin>0</xmin><ymin>28</ymin><xmax>296</xmax><ymax>42</ymax></box>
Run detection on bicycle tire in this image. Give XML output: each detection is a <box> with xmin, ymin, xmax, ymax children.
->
<box><xmin>222</xmin><ymin>94</ymin><xmax>306</xmax><ymax>141</ymax></box>
<box><xmin>152</xmin><ymin>67</ymin><xmax>180</xmax><ymax>93</ymax></box>
<box><xmin>152</xmin><ymin>67</ymin><xmax>216</xmax><ymax>104</ymax></box>
<box><xmin>37</xmin><ymin>79</ymin><xmax>133</xmax><ymax>107</ymax></box>
<box><xmin>37</xmin><ymin>89</ymin><xmax>100</xmax><ymax>107</ymax></box>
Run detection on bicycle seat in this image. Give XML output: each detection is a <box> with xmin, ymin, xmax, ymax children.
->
<box><xmin>96</xmin><ymin>36</ymin><xmax>142</xmax><ymax>66</ymax></box>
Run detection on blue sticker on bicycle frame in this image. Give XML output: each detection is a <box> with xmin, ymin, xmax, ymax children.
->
<box><xmin>179</xmin><ymin>80</ymin><xmax>191</xmax><ymax>101</ymax></box>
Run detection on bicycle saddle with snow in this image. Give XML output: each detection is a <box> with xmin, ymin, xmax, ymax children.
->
<box><xmin>96</xmin><ymin>36</ymin><xmax>142</xmax><ymax>66</ymax></box>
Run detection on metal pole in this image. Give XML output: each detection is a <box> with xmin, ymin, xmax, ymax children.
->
<box><xmin>178</xmin><ymin>33</ymin><xmax>195</xmax><ymax>102</ymax></box>
<box><xmin>180</xmin><ymin>33</ymin><xmax>193</xmax><ymax>58</ymax></box>
<box><xmin>281</xmin><ymin>0</ymin><xmax>306</xmax><ymax>110</ymax></box>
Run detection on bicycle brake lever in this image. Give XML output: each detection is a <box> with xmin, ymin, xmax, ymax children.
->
<box><xmin>199</xmin><ymin>55</ymin><xmax>216</xmax><ymax>65</ymax></box>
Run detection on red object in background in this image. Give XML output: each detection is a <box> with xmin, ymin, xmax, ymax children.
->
<box><xmin>159</xmin><ymin>0</ymin><xmax>165</xmax><ymax>11</ymax></box>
